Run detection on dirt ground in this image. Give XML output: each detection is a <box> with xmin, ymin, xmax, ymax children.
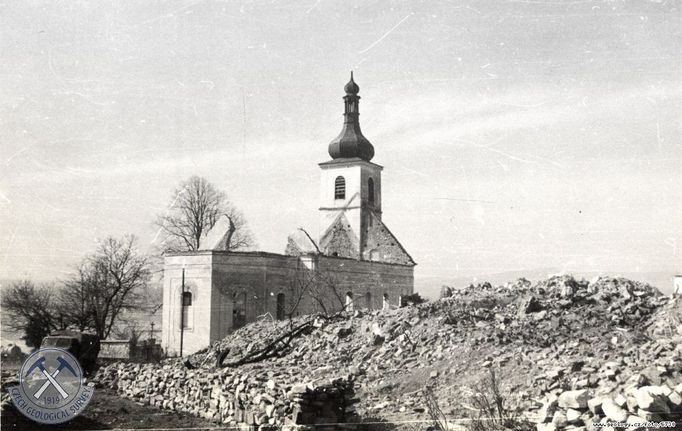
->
<box><xmin>1</xmin><ymin>363</ymin><xmax>218</xmax><ymax>431</ymax></box>
<box><xmin>1</xmin><ymin>389</ymin><xmax>220</xmax><ymax>431</ymax></box>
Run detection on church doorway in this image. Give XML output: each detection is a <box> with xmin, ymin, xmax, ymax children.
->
<box><xmin>276</xmin><ymin>293</ymin><xmax>286</xmax><ymax>320</ymax></box>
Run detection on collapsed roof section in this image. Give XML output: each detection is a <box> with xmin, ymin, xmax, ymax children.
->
<box><xmin>286</xmin><ymin>211</ymin><xmax>415</xmax><ymax>266</ymax></box>
<box><xmin>200</xmin><ymin>214</ymin><xmax>234</xmax><ymax>251</ymax></box>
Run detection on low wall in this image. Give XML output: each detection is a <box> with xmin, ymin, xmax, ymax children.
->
<box><xmin>95</xmin><ymin>362</ymin><xmax>357</xmax><ymax>429</ymax></box>
<box><xmin>99</xmin><ymin>340</ymin><xmax>131</xmax><ymax>360</ymax></box>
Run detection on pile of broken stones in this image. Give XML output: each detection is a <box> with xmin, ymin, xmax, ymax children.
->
<box><xmin>537</xmin><ymin>383</ymin><xmax>681</xmax><ymax>431</ymax></box>
<box><xmin>95</xmin><ymin>362</ymin><xmax>357</xmax><ymax>428</ymax></box>
<box><xmin>93</xmin><ymin>275</ymin><xmax>682</xmax><ymax>429</ymax></box>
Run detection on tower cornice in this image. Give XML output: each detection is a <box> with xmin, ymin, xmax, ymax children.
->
<box><xmin>318</xmin><ymin>157</ymin><xmax>383</xmax><ymax>170</ymax></box>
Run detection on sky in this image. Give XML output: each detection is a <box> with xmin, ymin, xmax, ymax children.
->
<box><xmin>1</xmin><ymin>0</ymin><xmax>681</xmax><ymax>292</ymax></box>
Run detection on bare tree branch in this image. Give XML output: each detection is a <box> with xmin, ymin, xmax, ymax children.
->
<box><xmin>1</xmin><ymin>280</ymin><xmax>62</xmax><ymax>347</ymax></box>
<box><xmin>287</xmin><ymin>267</ymin><xmax>347</xmax><ymax>318</ymax></box>
<box><xmin>64</xmin><ymin>235</ymin><xmax>151</xmax><ymax>339</ymax></box>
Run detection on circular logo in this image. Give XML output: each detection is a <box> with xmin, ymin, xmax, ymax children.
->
<box><xmin>7</xmin><ymin>347</ymin><xmax>95</xmax><ymax>424</ymax></box>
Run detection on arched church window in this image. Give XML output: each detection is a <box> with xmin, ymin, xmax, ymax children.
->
<box><xmin>382</xmin><ymin>293</ymin><xmax>390</xmax><ymax>310</ymax></box>
<box><xmin>345</xmin><ymin>292</ymin><xmax>354</xmax><ymax>312</ymax></box>
<box><xmin>182</xmin><ymin>291</ymin><xmax>192</xmax><ymax>329</ymax></box>
<box><xmin>233</xmin><ymin>291</ymin><xmax>247</xmax><ymax>329</ymax></box>
<box><xmin>335</xmin><ymin>176</ymin><xmax>346</xmax><ymax>200</ymax></box>
<box><xmin>182</xmin><ymin>291</ymin><xmax>192</xmax><ymax>306</ymax></box>
<box><xmin>365</xmin><ymin>292</ymin><xmax>372</xmax><ymax>309</ymax></box>
<box><xmin>368</xmin><ymin>177</ymin><xmax>375</xmax><ymax>206</ymax></box>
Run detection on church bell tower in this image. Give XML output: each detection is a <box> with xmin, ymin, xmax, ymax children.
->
<box><xmin>318</xmin><ymin>73</ymin><xmax>383</xmax><ymax>259</ymax></box>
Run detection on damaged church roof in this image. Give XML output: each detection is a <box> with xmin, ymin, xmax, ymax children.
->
<box><xmin>284</xmin><ymin>228</ymin><xmax>320</xmax><ymax>256</ymax></box>
<box><xmin>314</xmin><ymin>210</ymin><xmax>415</xmax><ymax>266</ymax></box>
<box><xmin>200</xmin><ymin>214</ymin><xmax>235</xmax><ymax>251</ymax></box>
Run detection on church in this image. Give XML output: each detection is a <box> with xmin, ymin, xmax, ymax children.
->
<box><xmin>161</xmin><ymin>74</ymin><xmax>416</xmax><ymax>356</ymax></box>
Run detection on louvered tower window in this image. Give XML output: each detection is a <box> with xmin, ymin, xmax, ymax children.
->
<box><xmin>334</xmin><ymin>176</ymin><xmax>346</xmax><ymax>200</ymax></box>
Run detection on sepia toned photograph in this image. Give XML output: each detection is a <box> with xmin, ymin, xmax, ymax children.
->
<box><xmin>1</xmin><ymin>0</ymin><xmax>681</xmax><ymax>430</ymax></box>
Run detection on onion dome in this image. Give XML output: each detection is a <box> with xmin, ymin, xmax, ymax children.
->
<box><xmin>328</xmin><ymin>72</ymin><xmax>375</xmax><ymax>161</ymax></box>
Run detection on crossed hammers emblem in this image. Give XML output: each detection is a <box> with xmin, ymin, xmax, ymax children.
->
<box><xmin>24</xmin><ymin>356</ymin><xmax>77</xmax><ymax>399</ymax></box>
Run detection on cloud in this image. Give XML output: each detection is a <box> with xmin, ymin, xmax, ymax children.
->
<box><xmin>370</xmin><ymin>82</ymin><xmax>682</xmax><ymax>153</ymax></box>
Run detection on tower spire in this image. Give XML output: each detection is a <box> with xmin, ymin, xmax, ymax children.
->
<box><xmin>328</xmin><ymin>73</ymin><xmax>374</xmax><ymax>161</ymax></box>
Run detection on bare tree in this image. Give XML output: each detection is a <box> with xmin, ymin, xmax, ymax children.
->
<box><xmin>155</xmin><ymin>176</ymin><xmax>254</xmax><ymax>252</ymax></box>
<box><xmin>1</xmin><ymin>280</ymin><xmax>63</xmax><ymax>348</ymax></box>
<box><xmin>59</xmin><ymin>267</ymin><xmax>95</xmax><ymax>331</ymax></box>
<box><xmin>67</xmin><ymin>235</ymin><xmax>151</xmax><ymax>339</ymax></box>
<box><xmin>2</xmin><ymin>237</ymin><xmax>149</xmax><ymax>345</ymax></box>
<box><xmin>288</xmin><ymin>268</ymin><xmax>346</xmax><ymax>318</ymax></box>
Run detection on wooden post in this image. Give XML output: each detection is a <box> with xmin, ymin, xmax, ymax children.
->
<box><xmin>179</xmin><ymin>268</ymin><xmax>185</xmax><ymax>357</ymax></box>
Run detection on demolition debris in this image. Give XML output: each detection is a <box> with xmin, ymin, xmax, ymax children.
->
<box><xmin>88</xmin><ymin>276</ymin><xmax>682</xmax><ymax>428</ymax></box>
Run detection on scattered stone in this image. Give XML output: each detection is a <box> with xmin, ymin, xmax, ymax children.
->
<box><xmin>634</xmin><ymin>386</ymin><xmax>670</xmax><ymax>413</ymax></box>
<box><xmin>552</xmin><ymin>410</ymin><xmax>568</xmax><ymax>428</ymax></box>
<box><xmin>558</xmin><ymin>390</ymin><xmax>590</xmax><ymax>409</ymax></box>
<box><xmin>587</xmin><ymin>397</ymin><xmax>603</xmax><ymax>415</ymax></box>
<box><xmin>601</xmin><ymin>399</ymin><xmax>628</xmax><ymax>422</ymax></box>
<box><xmin>523</xmin><ymin>296</ymin><xmax>544</xmax><ymax>314</ymax></box>
<box><xmin>565</xmin><ymin>408</ymin><xmax>582</xmax><ymax>424</ymax></box>
<box><xmin>614</xmin><ymin>393</ymin><xmax>627</xmax><ymax>408</ymax></box>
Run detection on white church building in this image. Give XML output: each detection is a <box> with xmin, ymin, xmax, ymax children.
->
<box><xmin>162</xmin><ymin>74</ymin><xmax>416</xmax><ymax>355</ymax></box>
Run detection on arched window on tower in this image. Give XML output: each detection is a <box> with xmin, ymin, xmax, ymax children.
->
<box><xmin>334</xmin><ymin>176</ymin><xmax>346</xmax><ymax>200</ymax></box>
<box><xmin>368</xmin><ymin>177</ymin><xmax>375</xmax><ymax>206</ymax></box>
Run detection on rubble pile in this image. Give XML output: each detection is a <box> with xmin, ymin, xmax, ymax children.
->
<box><xmin>95</xmin><ymin>361</ymin><xmax>357</xmax><ymax>428</ymax></box>
<box><xmin>536</xmin><ymin>382</ymin><xmax>682</xmax><ymax>431</ymax></box>
<box><xmin>0</xmin><ymin>370</ymin><xmax>18</xmax><ymax>422</ymax></box>
<box><xmin>94</xmin><ymin>275</ymin><xmax>682</xmax><ymax>429</ymax></box>
<box><xmin>524</xmin><ymin>278</ymin><xmax>682</xmax><ymax>430</ymax></box>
